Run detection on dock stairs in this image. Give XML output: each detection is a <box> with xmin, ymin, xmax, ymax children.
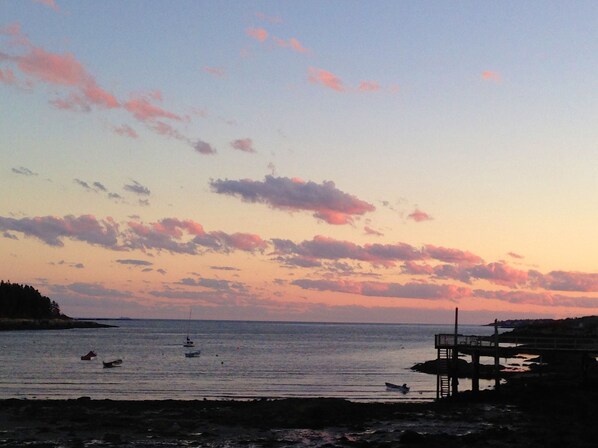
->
<box><xmin>436</xmin><ymin>347</ymin><xmax>452</xmax><ymax>399</ymax></box>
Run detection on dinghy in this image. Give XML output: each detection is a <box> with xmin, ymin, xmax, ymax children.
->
<box><xmin>385</xmin><ymin>382</ymin><xmax>410</xmax><ymax>393</ymax></box>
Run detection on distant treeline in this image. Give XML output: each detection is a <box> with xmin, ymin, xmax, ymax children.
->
<box><xmin>0</xmin><ymin>281</ymin><xmax>64</xmax><ymax>319</ymax></box>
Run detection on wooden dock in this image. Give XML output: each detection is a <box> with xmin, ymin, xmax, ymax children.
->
<box><xmin>434</xmin><ymin>311</ymin><xmax>598</xmax><ymax>399</ymax></box>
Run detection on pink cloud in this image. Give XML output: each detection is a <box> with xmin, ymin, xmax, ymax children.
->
<box><xmin>201</xmin><ymin>232</ymin><xmax>268</xmax><ymax>252</ymax></box>
<box><xmin>289</xmin><ymin>38</ymin><xmax>309</xmax><ymax>54</ymax></box>
<box><xmin>124</xmin><ymin>92</ymin><xmax>182</xmax><ymax>123</ymax></box>
<box><xmin>0</xmin><ymin>22</ymin><xmax>31</xmax><ymax>48</ymax></box>
<box><xmin>508</xmin><ymin>251</ymin><xmax>524</xmax><ymax>259</ymax></box>
<box><xmin>537</xmin><ymin>271</ymin><xmax>598</xmax><ymax>292</ymax></box>
<box><xmin>358</xmin><ymin>81</ymin><xmax>380</xmax><ymax>92</ymax></box>
<box><xmin>273</xmin><ymin>37</ymin><xmax>287</xmax><ymax>47</ymax></box>
<box><xmin>0</xmin><ymin>67</ymin><xmax>16</xmax><ymax>84</ymax></box>
<box><xmin>231</xmin><ymin>138</ymin><xmax>256</xmax><ymax>153</ymax></box>
<box><xmin>0</xmin><ymin>214</ymin><xmax>119</xmax><ymax>248</ymax></box>
<box><xmin>125</xmin><ymin>218</ymin><xmax>265</xmax><ymax>255</ymax></box>
<box><xmin>210</xmin><ymin>176</ymin><xmax>374</xmax><ymax>225</ymax></box>
<box><xmin>408</xmin><ymin>209</ymin><xmax>433</xmax><ymax>222</ymax></box>
<box><xmin>482</xmin><ymin>70</ymin><xmax>501</xmax><ymax>82</ymax></box>
<box><xmin>292</xmin><ymin>278</ymin><xmax>471</xmax><ymax>300</ymax></box>
<box><xmin>82</xmin><ymin>83</ymin><xmax>119</xmax><ymax>108</ymax></box>
<box><xmin>246</xmin><ymin>27</ymin><xmax>269</xmax><ymax>42</ymax></box>
<box><xmin>474</xmin><ymin>289</ymin><xmax>598</xmax><ymax>309</ymax></box>
<box><xmin>0</xmin><ymin>213</ymin><xmax>265</xmax><ymax>256</ymax></box>
<box><xmin>273</xmin><ymin>236</ymin><xmax>423</xmax><ymax>268</ymax></box>
<box><xmin>16</xmin><ymin>47</ymin><xmax>88</xmax><ymax>86</ymax></box>
<box><xmin>126</xmin><ymin>219</ymin><xmax>204</xmax><ymax>255</ymax></box>
<box><xmin>308</xmin><ymin>67</ymin><xmax>345</xmax><ymax>92</ymax></box>
<box><xmin>151</xmin><ymin>218</ymin><xmax>205</xmax><ymax>238</ymax></box>
<box><xmin>0</xmin><ymin>25</ymin><xmax>193</xmax><ymax>142</ymax></box>
<box><xmin>403</xmin><ymin>261</ymin><xmax>434</xmax><ymax>275</ymax></box>
<box><xmin>203</xmin><ymin>66</ymin><xmax>225</xmax><ymax>78</ymax></box>
<box><xmin>0</xmin><ymin>31</ymin><xmax>119</xmax><ymax>111</ymax></box>
<box><xmin>113</xmin><ymin>124</ymin><xmax>138</xmax><ymax>139</ymax></box>
<box><xmin>424</xmin><ymin>245</ymin><xmax>483</xmax><ymax>264</ymax></box>
<box><xmin>468</xmin><ymin>262</ymin><xmax>529</xmax><ymax>287</ymax></box>
<box><xmin>34</xmin><ymin>0</ymin><xmax>60</xmax><ymax>12</ymax></box>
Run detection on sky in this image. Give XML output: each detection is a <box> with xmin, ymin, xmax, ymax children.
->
<box><xmin>1</xmin><ymin>1</ymin><xmax>597</xmax><ymax>324</ymax></box>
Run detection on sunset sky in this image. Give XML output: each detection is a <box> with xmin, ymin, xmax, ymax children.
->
<box><xmin>1</xmin><ymin>1</ymin><xmax>597</xmax><ymax>324</ymax></box>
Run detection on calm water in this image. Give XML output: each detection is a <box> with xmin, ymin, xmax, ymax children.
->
<box><xmin>0</xmin><ymin>320</ymin><xmax>496</xmax><ymax>401</ymax></box>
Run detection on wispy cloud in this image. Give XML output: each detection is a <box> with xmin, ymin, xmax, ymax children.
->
<box><xmin>482</xmin><ymin>70</ymin><xmax>501</xmax><ymax>82</ymax></box>
<box><xmin>358</xmin><ymin>81</ymin><xmax>380</xmax><ymax>92</ymax></box>
<box><xmin>273</xmin><ymin>37</ymin><xmax>310</xmax><ymax>54</ymax></box>
<box><xmin>0</xmin><ymin>24</ymin><xmax>192</xmax><ymax>144</ymax></box>
<box><xmin>123</xmin><ymin>180</ymin><xmax>150</xmax><ymax>196</ymax></box>
<box><xmin>74</xmin><ymin>178</ymin><xmax>92</xmax><ymax>191</ymax></box>
<box><xmin>203</xmin><ymin>66</ymin><xmax>226</xmax><ymax>78</ymax></box>
<box><xmin>123</xmin><ymin>91</ymin><xmax>181</xmax><ymax>123</ymax></box>
<box><xmin>33</xmin><ymin>0</ymin><xmax>60</xmax><ymax>12</ymax></box>
<box><xmin>0</xmin><ymin>67</ymin><xmax>16</xmax><ymax>85</ymax></box>
<box><xmin>12</xmin><ymin>166</ymin><xmax>37</xmax><ymax>176</ymax></box>
<box><xmin>116</xmin><ymin>259</ymin><xmax>153</xmax><ymax>266</ymax></box>
<box><xmin>179</xmin><ymin>276</ymin><xmax>246</xmax><ymax>292</ymax></box>
<box><xmin>194</xmin><ymin>139</ymin><xmax>217</xmax><ymax>155</ymax></box>
<box><xmin>246</xmin><ymin>27</ymin><xmax>269</xmax><ymax>42</ymax></box>
<box><xmin>407</xmin><ymin>209</ymin><xmax>433</xmax><ymax>222</ymax></box>
<box><xmin>113</xmin><ymin>124</ymin><xmax>138</xmax><ymax>139</ymax></box>
<box><xmin>364</xmin><ymin>226</ymin><xmax>384</xmax><ymax>237</ymax></box>
<box><xmin>210</xmin><ymin>176</ymin><xmax>375</xmax><ymax>225</ymax></box>
<box><xmin>230</xmin><ymin>138</ymin><xmax>256</xmax><ymax>153</ymax></box>
<box><xmin>308</xmin><ymin>67</ymin><xmax>345</xmax><ymax>92</ymax></box>
<box><xmin>66</xmin><ymin>282</ymin><xmax>129</xmax><ymax>298</ymax></box>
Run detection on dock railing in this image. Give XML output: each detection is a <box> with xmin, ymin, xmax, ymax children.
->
<box><xmin>435</xmin><ymin>333</ymin><xmax>598</xmax><ymax>352</ymax></box>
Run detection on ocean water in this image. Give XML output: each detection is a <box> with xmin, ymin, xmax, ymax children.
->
<box><xmin>0</xmin><ymin>320</ymin><xmax>497</xmax><ymax>401</ymax></box>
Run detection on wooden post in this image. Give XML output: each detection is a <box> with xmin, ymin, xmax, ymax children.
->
<box><xmin>494</xmin><ymin>319</ymin><xmax>500</xmax><ymax>390</ymax></box>
<box><xmin>472</xmin><ymin>351</ymin><xmax>480</xmax><ymax>394</ymax></box>
<box><xmin>451</xmin><ymin>307</ymin><xmax>459</xmax><ymax>396</ymax></box>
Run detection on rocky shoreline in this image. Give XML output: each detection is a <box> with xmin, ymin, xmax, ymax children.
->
<box><xmin>1</xmin><ymin>377</ymin><xmax>598</xmax><ymax>447</ymax></box>
<box><xmin>0</xmin><ymin>318</ymin><xmax>115</xmax><ymax>331</ymax></box>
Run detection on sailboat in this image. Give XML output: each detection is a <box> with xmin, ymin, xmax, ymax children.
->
<box><xmin>183</xmin><ymin>308</ymin><xmax>195</xmax><ymax>347</ymax></box>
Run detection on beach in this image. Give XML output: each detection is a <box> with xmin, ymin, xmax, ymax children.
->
<box><xmin>2</xmin><ymin>379</ymin><xmax>598</xmax><ymax>447</ymax></box>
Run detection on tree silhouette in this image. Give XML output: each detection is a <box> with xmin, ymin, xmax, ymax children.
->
<box><xmin>0</xmin><ymin>281</ymin><xmax>64</xmax><ymax>319</ymax></box>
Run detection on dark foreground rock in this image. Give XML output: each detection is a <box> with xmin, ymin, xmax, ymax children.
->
<box><xmin>2</xmin><ymin>383</ymin><xmax>598</xmax><ymax>447</ymax></box>
<box><xmin>411</xmin><ymin>357</ymin><xmax>502</xmax><ymax>378</ymax></box>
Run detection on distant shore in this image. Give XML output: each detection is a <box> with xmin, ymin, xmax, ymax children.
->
<box><xmin>0</xmin><ymin>318</ymin><xmax>116</xmax><ymax>331</ymax></box>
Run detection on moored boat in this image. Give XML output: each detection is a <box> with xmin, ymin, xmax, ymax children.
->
<box><xmin>103</xmin><ymin>359</ymin><xmax>123</xmax><ymax>368</ymax></box>
<box><xmin>80</xmin><ymin>350</ymin><xmax>97</xmax><ymax>360</ymax></box>
<box><xmin>184</xmin><ymin>350</ymin><xmax>201</xmax><ymax>358</ymax></box>
<box><xmin>385</xmin><ymin>382</ymin><xmax>410</xmax><ymax>393</ymax></box>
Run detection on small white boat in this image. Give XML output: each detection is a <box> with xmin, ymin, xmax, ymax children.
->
<box><xmin>103</xmin><ymin>359</ymin><xmax>123</xmax><ymax>368</ymax></box>
<box><xmin>185</xmin><ymin>350</ymin><xmax>201</xmax><ymax>358</ymax></box>
<box><xmin>183</xmin><ymin>308</ymin><xmax>195</xmax><ymax>347</ymax></box>
<box><xmin>183</xmin><ymin>336</ymin><xmax>195</xmax><ymax>347</ymax></box>
<box><xmin>385</xmin><ymin>382</ymin><xmax>410</xmax><ymax>393</ymax></box>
